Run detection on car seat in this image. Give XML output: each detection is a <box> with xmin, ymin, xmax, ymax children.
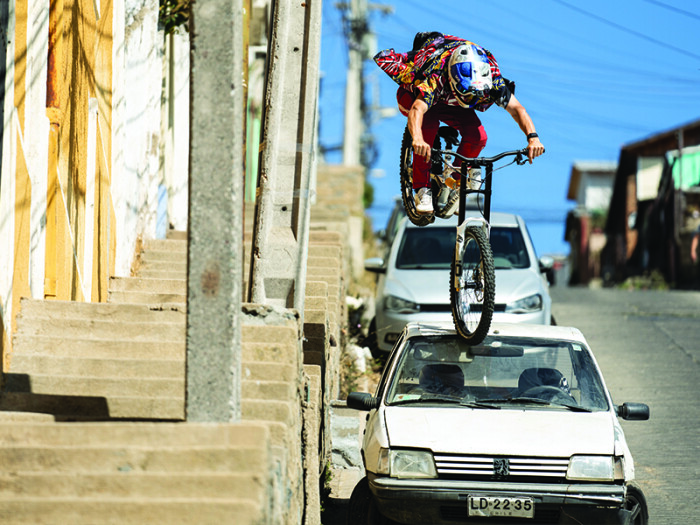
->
<box><xmin>419</xmin><ymin>364</ymin><xmax>464</xmax><ymax>395</ymax></box>
<box><xmin>517</xmin><ymin>368</ymin><xmax>570</xmax><ymax>395</ymax></box>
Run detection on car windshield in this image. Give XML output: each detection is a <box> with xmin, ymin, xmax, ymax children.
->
<box><xmin>395</xmin><ymin>227</ymin><xmax>530</xmax><ymax>270</ymax></box>
<box><xmin>385</xmin><ymin>334</ymin><xmax>609</xmax><ymax>412</ymax></box>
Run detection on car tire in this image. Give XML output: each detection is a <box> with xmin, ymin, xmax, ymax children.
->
<box><xmin>347</xmin><ymin>477</ymin><xmax>396</xmax><ymax>525</ymax></box>
<box><xmin>625</xmin><ymin>483</ymin><xmax>649</xmax><ymax>525</ymax></box>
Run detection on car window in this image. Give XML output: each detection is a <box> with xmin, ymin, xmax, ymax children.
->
<box><xmin>395</xmin><ymin>227</ymin><xmax>454</xmax><ymax>269</ymax></box>
<box><xmin>490</xmin><ymin>228</ymin><xmax>530</xmax><ymax>269</ymax></box>
<box><xmin>394</xmin><ymin>227</ymin><xmax>530</xmax><ymax>270</ymax></box>
<box><xmin>385</xmin><ymin>335</ymin><xmax>609</xmax><ymax>411</ymax></box>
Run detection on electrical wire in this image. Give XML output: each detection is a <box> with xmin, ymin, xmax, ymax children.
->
<box><xmin>550</xmin><ymin>0</ymin><xmax>700</xmax><ymax>61</ymax></box>
<box><xmin>641</xmin><ymin>0</ymin><xmax>700</xmax><ymax>22</ymax></box>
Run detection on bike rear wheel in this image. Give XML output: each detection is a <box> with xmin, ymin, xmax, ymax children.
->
<box><xmin>450</xmin><ymin>225</ymin><xmax>495</xmax><ymax>344</ymax></box>
<box><xmin>399</xmin><ymin>126</ymin><xmax>433</xmax><ymax>226</ymax></box>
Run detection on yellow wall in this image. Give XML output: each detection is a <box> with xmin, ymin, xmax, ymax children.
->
<box><xmin>3</xmin><ymin>0</ymin><xmax>113</xmax><ymax>366</ymax></box>
<box><xmin>45</xmin><ymin>0</ymin><xmax>113</xmax><ymax>302</ymax></box>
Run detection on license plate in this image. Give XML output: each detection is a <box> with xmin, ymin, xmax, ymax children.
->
<box><xmin>468</xmin><ymin>495</ymin><xmax>534</xmax><ymax>518</ymax></box>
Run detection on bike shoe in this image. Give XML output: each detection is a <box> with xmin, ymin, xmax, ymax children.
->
<box><xmin>415</xmin><ymin>187</ymin><xmax>434</xmax><ymax>214</ymax></box>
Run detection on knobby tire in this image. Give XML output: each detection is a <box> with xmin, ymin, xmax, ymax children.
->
<box><xmin>450</xmin><ymin>225</ymin><xmax>495</xmax><ymax>345</ymax></box>
<box><xmin>399</xmin><ymin>126</ymin><xmax>433</xmax><ymax>226</ymax></box>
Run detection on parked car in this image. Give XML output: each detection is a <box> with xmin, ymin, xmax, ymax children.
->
<box><xmin>347</xmin><ymin>321</ymin><xmax>650</xmax><ymax>525</ymax></box>
<box><xmin>365</xmin><ymin>212</ymin><xmax>554</xmax><ymax>354</ymax></box>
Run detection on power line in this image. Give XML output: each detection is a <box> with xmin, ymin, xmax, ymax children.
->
<box><xmin>551</xmin><ymin>0</ymin><xmax>700</xmax><ymax>61</ymax></box>
<box><xmin>641</xmin><ymin>0</ymin><xmax>700</xmax><ymax>22</ymax></box>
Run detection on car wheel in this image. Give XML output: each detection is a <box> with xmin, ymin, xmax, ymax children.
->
<box><xmin>625</xmin><ymin>483</ymin><xmax>649</xmax><ymax>525</ymax></box>
<box><xmin>347</xmin><ymin>477</ymin><xmax>396</xmax><ymax>525</ymax></box>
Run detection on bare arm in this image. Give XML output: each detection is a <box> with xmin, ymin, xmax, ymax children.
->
<box><xmin>505</xmin><ymin>94</ymin><xmax>545</xmax><ymax>163</ymax></box>
<box><xmin>408</xmin><ymin>96</ymin><xmax>431</xmax><ymax>160</ymax></box>
<box><xmin>692</xmin><ymin>233</ymin><xmax>699</xmax><ymax>263</ymax></box>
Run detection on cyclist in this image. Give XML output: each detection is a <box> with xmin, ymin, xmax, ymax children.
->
<box><xmin>375</xmin><ymin>31</ymin><xmax>545</xmax><ymax>214</ymax></box>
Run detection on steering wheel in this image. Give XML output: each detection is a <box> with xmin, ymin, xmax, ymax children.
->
<box><xmin>520</xmin><ymin>385</ymin><xmax>577</xmax><ymax>405</ymax></box>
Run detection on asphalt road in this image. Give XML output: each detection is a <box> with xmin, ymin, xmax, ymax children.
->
<box><xmin>549</xmin><ymin>286</ymin><xmax>700</xmax><ymax>524</ymax></box>
<box><xmin>323</xmin><ymin>286</ymin><xmax>700</xmax><ymax>524</ymax></box>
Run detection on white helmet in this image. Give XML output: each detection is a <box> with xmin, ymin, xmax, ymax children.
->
<box><xmin>448</xmin><ymin>44</ymin><xmax>493</xmax><ymax>107</ymax></box>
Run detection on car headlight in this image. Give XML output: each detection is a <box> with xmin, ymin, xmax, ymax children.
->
<box><xmin>376</xmin><ymin>448</ymin><xmax>437</xmax><ymax>479</ymax></box>
<box><xmin>384</xmin><ymin>295</ymin><xmax>419</xmax><ymax>314</ymax></box>
<box><xmin>567</xmin><ymin>455</ymin><xmax>614</xmax><ymax>481</ymax></box>
<box><xmin>505</xmin><ymin>293</ymin><xmax>542</xmax><ymax>313</ymax></box>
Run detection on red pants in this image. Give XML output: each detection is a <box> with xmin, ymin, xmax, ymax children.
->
<box><xmin>397</xmin><ymin>87</ymin><xmax>487</xmax><ymax>189</ymax></box>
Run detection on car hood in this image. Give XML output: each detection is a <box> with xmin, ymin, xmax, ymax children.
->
<box><xmin>494</xmin><ymin>269</ymin><xmax>545</xmax><ymax>303</ymax></box>
<box><xmin>384</xmin><ymin>406</ymin><xmax>615</xmax><ymax>457</ymax></box>
<box><xmin>387</xmin><ymin>268</ymin><xmax>544</xmax><ymax>305</ymax></box>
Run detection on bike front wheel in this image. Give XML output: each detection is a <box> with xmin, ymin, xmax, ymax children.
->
<box><xmin>450</xmin><ymin>225</ymin><xmax>495</xmax><ymax>345</ymax></box>
<box><xmin>399</xmin><ymin>126</ymin><xmax>433</xmax><ymax>226</ymax></box>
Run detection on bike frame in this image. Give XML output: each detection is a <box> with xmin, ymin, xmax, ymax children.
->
<box><xmin>436</xmin><ymin>148</ymin><xmax>528</xmax><ymax>233</ymax></box>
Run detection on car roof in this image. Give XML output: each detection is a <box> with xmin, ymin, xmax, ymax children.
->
<box><xmin>403</xmin><ymin>321</ymin><xmax>587</xmax><ymax>345</ymax></box>
<box><xmin>402</xmin><ymin>211</ymin><xmax>521</xmax><ymax>229</ymax></box>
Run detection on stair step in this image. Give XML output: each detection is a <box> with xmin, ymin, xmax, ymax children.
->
<box><xmin>8</xmin><ymin>355</ymin><xmax>184</xmax><ymax>379</ymax></box>
<box><xmin>4</xmin><ymin>373</ymin><xmax>184</xmax><ymax>398</ymax></box>
<box><xmin>0</xmin><ymin>445</ymin><xmax>264</xmax><ymax>472</ymax></box>
<box><xmin>11</xmin><ymin>336</ymin><xmax>184</xmax><ymax>359</ymax></box>
<box><xmin>0</xmin><ymin>421</ymin><xmax>268</xmax><ymax>447</ymax></box>
<box><xmin>0</xmin><ymin>472</ymin><xmax>261</xmax><ymax>499</ymax></box>
<box><xmin>137</xmin><ymin>260</ymin><xmax>187</xmax><ymax>273</ymax></box>
<box><xmin>241</xmin><ymin>341</ymin><xmax>299</xmax><ymax>364</ymax></box>
<box><xmin>17</xmin><ymin>298</ymin><xmax>185</xmax><ymax>322</ymax></box>
<box><xmin>109</xmin><ymin>277</ymin><xmax>187</xmax><ymax>294</ymax></box>
<box><xmin>138</xmin><ymin>250</ymin><xmax>187</xmax><ymax>264</ymax></box>
<box><xmin>242</xmin><ymin>362</ymin><xmax>299</xmax><ymax>383</ymax></box>
<box><xmin>241</xmin><ymin>324</ymin><xmax>299</xmax><ymax>346</ymax></box>
<box><xmin>143</xmin><ymin>239</ymin><xmax>187</xmax><ymax>252</ymax></box>
<box><xmin>136</xmin><ymin>270</ymin><xmax>187</xmax><ymax>280</ymax></box>
<box><xmin>0</xmin><ymin>392</ymin><xmax>184</xmax><ymax>420</ymax></box>
<box><xmin>166</xmin><ymin>230</ymin><xmax>188</xmax><ymax>240</ymax></box>
<box><xmin>15</xmin><ymin>319</ymin><xmax>185</xmax><ymax>341</ymax></box>
<box><xmin>242</xmin><ymin>380</ymin><xmax>296</xmax><ymax>401</ymax></box>
<box><xmin>107</xmin><ymin>291</ymin><xmax>187</xmax><ymax>305</ymax></box>
<box><xmin>0</xmin><ymin>498</ymin><xmax>264</xmax><ymax>525</ymax></box>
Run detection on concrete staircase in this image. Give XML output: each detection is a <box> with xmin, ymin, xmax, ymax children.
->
<box><xmin>0</xmin><ymin>419</ymin><xmax>275</xmax><ymax>524</ymax></box>
<box><xmin>0</xmin><ymin>232</ymin><xmax>307</xmax><ymax>524</ymax></box>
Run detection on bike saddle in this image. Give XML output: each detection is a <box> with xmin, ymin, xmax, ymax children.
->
<box><xmin>438</xmin><ymin>126</ymin><xmax>459</xmax><ymax>148</ymax></box>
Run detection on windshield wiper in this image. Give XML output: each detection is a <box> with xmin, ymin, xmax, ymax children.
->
<box><xmin>478</xmin><ymin>397</ymin><xmax>593</xmax><ymax>412</ymax></box>
<box><xmin>460</xmin><ymin>400</ymin><xmax>501</xmax><ymax>410</ymax></box>
<box><xmin>391</xmin><ymin>393</ymin><xmax>462</xmax><ymax>406</ymax></box>
<box><xmin>553</xmin><ymin>403</ymin><xmax>593</xmax><ymax>412</ymax></box>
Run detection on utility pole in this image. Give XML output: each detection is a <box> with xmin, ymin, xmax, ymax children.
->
<box><xmin>339</xmin><ymin>1</ymin><xmax>394</xmax><ymax>167</ymax></box>
<box><xmin>341</xmin><ymin>0</ymin><xmax>366</xmax><ymax>166</ymax></box>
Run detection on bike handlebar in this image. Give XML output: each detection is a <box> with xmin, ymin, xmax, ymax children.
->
<box><xmin>432</xmin><ymin>148</ymin><xmax>530</xmax><ymax>166</ymax></box>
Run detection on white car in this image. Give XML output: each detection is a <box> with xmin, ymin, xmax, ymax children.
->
<box><xmin>365</xmin><ymin>213</ymin><xmax>554</xmax><ymax>354</ymax></box>
<box><xmin>347</xmin><ymin>321</ymin><xmax>650</xmax><ymax>525</ymax></box>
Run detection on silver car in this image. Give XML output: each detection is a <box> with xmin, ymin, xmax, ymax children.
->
<box><xmin>347</xmin><ymin>321</ymin><xmax>650</xmax><ymax>525</ymax></box>
<box><xmin>365</xmin><ymin>213</ymin><xmax>554</xmax><ymax>354</ymax></box>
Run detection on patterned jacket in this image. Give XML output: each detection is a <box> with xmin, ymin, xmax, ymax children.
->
<box><xmin>374</xmin><ymin>32</ymin><xmax>513</xmax><ymax>112</ymax></box>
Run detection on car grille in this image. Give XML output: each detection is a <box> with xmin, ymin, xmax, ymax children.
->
<box><xmin>419</xmin><ymin>304</ymin><xmax>506</xmax><ymax>313</ymax></box>
<box><xmin>434</xmin><ymin>453</ymin><xmax>569</xmax><ymax>481</ymax></box>
<box><xmin>466</xmin><ymin>304</ymin><xmax>507</xmax><ymax>313</ymax></box>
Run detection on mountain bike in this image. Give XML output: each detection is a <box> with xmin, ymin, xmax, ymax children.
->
<box><xmin>399</xmin><ymin>125</ymin><xmax>533</xmax><ymax>344</ymax></box>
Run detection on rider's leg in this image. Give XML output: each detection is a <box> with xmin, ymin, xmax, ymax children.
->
<box><xmin>397</xmin><ymin>87</ymin><xmax>439</xmax><ymax>190</ymax></box>
<box><xmin>436</xmin><ymin>106</ymin><xmax>487</xmax><ymax>177</ymax></box>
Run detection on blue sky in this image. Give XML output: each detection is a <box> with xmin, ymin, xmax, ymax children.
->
<box><xmin>318</xmin><ymin>0</ymin><xmax>700</xmax><ymax>255</ymax></box>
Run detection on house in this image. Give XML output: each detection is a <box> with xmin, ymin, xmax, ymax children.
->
<box><xmin>601</xmin><ymin>118</ymin><xmax>700</xmax><ymax>287</ymax></box>
<box><xmin>565</xmin><ymin>161</ymin><xmax>617</xmax><ymax>285</ymax></box>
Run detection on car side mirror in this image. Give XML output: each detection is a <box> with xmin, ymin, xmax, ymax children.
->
<box><xmin>539</xmin><ymin>255</ymin><xmax>554</xmax><ymax>272</ymax></box>
<box><xmin>616</xmin><ymin>402</ymin><xmax>650</xmax><ymax>421</ymax></box>
<box><xmin>347</xmin><ymin>392</ymin><xmax>379</xmax><ymax>411</ymax></box>
<box><xmin>364</xmin><ymin>257</ymin><xmax>386</xmax><ymax>274</ymax></box>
